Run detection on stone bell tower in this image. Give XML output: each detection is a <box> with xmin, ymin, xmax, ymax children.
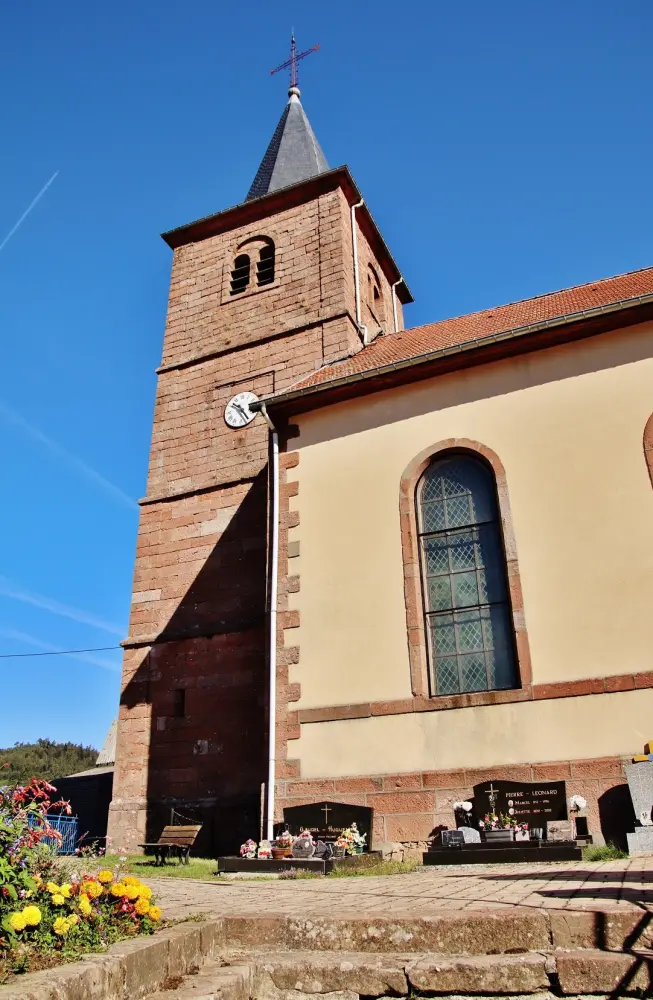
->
<box><xmin>108</xmin><ymin>51</ymin><xmax>411</xmax><ymax>855</ymax></box>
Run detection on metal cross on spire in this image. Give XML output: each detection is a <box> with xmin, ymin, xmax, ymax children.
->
<box><xmin>270</xmin><ymin>33</ymin><xmax>319</xmax><ymax>94</ymax></box>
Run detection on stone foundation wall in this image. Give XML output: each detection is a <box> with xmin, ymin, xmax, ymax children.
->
<box><xmin>275</xmin><ymin>755</ymin><xmax>633</xmax><ymax>847</ymax></box>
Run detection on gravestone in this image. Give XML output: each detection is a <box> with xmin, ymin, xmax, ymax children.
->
<box><xmin>282</xmin><ymin>801</ymin><xmax>373</xmax><ymax>849</ymax></box>
<box><xmin>625</xmin><ymin>762</ymin><xmax>653</xmax><ymax>855</ymax></box>
<box><xmin>473</xmin><ymin>780</ymin><xmax>567</xmax><ymax>833</ymax></box>
<box><xmin>460</xmin><ymin>827</ymin><xmax>481</xmax><ymax>844</ymax></box>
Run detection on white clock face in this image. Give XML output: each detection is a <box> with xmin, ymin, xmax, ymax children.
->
<box><xmin>224</xmin><ymin>391</ymin><xmax>259</xmax><ymax>429</ymax></box>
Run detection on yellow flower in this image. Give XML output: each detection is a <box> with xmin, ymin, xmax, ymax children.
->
<box><xmin>78</xmin><ymin>895</ymin><xmax>92</xmax><ymax>917</ymax></box>
<box><xmin>46</xmin><ymin>882</ymin><xmax>60</xmax><ymax>894</ymax></box>
<box><xmin>97</xmin><ymin>870</ymin><xmax>113</xmax><ymax>884</ymax></box>
<box><xmin>9</xmin><ymin>912</ymin><xmax>26</xmax><ymax>932</ymax></box>
<box><xmin>59</xmin><ymin>883</ymin><xmax>72</xmax><ymax>899</ymax></box>
<box><xmin>123</xmin><ymin>875</ymin><xmax>141</xmax><ymax>886</ymax></box>
<box><xmin>53</xmin><ymin>917</ymin><xmax>70</xmax><ymax>936</ymax></box>
<box><xmin>124</xmin><ymin>885</ymin><xmax>140</xmax><ymax>900</ymax></box>
<box><xmin>69</xmin><ymin>914</ymin><xmax>80</xmax><ymax>925</ymax></box>
<box><xmin>134</xmin><ymin>898</ymin><xmax>150</xmax><ymax>916</ymax></box>
<box><xmin>110</xmin><ymin>883</ymin><xmax>127</xmax><ymax>897</ymax></box>
<box><xmin>22</xmin><ymin>906</ymin><xmax>41</xmax><ymax>927</ymax></box>
<box><xmin>33</xmin><ymin>874</ymin><xmax>43</xmax><ymax>888</ymax></box>
<box><xmin>83</xmin><ymin>880</ymin><xmax>103</xmax><ymax>899</ymax></box>
<box><xmin>51</xmin><ymin>893</ymin><xmax>66</xmax><ymax>906</ymax></box>
<box><xmin>136</xmin><ymin>885</ymin><xmax>152</xmax><ymax>900</ymax></box>
<box><xmin>148</xmin><ymin>905</ymin><xmax>161</xmax><ymax>922</ymax></box>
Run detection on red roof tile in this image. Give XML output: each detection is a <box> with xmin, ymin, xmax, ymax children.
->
<box><xmin>286</xmin><ymin>265</ymin><xmax>653</xmax><ymax>394</ymax></box>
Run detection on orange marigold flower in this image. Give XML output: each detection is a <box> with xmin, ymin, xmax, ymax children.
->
<box><xmin>137</xmin><ymin>885</ymin><xmax>152</xmax><ymax>900</ymax></box>
<box><xmin>148</xmin><ymin>905</ymin><xmax>161</xmax><ymax>922</ymax></box>
<box><xmin>124</xmin><ymin>885</ymin><xmax>140</xmax><ymax>900</ymax></box>
<box><xmin>134</xmin><ymin>898</ymin><xmax>150</xmax><ymax>916</ymax></box>
<box><xmin>110</xmin><ymin>883</ymin><xmax>127</xmax><ymax>897</ymax></box>
<box><xmin>122</xmin><ymin>875</ymin><xmax>141</xmax><ymax>886</ymax></box>
<box><xmin>97</xmin><ymin>870</ymin><xmax>113</xmax><ymax>884</ymax></box>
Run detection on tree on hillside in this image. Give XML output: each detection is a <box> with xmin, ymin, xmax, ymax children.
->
<box><xmin>0</xmin><ymin>739</ymin><xmax>98</xmax><ymax>786</ymax></box>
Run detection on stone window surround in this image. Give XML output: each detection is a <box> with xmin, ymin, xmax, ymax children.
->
<box><xmin>400</xmin><ymin>438</ymin><xmax>532</xmax><ymax>705</ymax></box>
<box><xmin>221</xmin><ymin>235</ymin><xmax>280</xmax><ymax>305</ymax></box>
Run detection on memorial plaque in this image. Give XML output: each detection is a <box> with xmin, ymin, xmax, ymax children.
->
<box><xmin>547</xmin><ymin>820</ymin><xmax>573</xmax><ymax>842</ymax></box>
<box><xmin>292</xmin><ymin>834</ymin><xmax>316</xmax><ymax>859</ymax></box>
<box><xmin>282</xmin><ymin>801</ymin><xmax>373</xmax><ymax>849</ymax></box>
<box><xmin>442</xmin><ymin>829</ymin><xmax>465</xmax><ymax>848</ymax></box>
<box><xmin>473</xmin><ymin>780</ymin><xmax>567</xmax><ymax>833</ymax></box>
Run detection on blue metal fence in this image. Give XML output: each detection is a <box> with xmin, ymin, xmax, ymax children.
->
<box><xmin>34</xmin><ymin>815</ymin><xmax>79</xmax><ymax>855</ymax></box>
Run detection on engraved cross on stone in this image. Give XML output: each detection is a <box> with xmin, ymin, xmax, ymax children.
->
<box><xmin>320</xmin><ymin>803</ymin><xmax>332</xmax><ymax>824</ymax></box>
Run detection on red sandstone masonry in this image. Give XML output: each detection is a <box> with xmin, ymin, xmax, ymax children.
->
<box><xmin>110</xmin><ymin>176</ymin><xmax>402</xmax><ymax>852</ymax></box>
<box><xmin>275</xmin><ymin>754</ymin><xmax>630</xmax><ymax>844</ymax></box>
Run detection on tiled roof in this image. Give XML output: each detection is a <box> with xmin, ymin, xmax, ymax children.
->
<box><xmin>289</xmin><ymin>265</ymin><xmax>653</xmax><ymax>393</ymax></box>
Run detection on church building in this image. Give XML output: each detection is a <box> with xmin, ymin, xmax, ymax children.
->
<box><xmin>108</xmin><ymin>55</ymin><xmax>653</xmax><ymax>854</ymax></box>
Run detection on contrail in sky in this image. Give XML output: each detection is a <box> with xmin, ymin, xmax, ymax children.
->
<box><xmin>0</xmin><ymin>576</ymin><xmax>124</xmax><ymax>636</ymax></box>
<box><xmin>0</xmin><ymin>627</ymin><xmax>121</xmax><ymax>673</ymax></box>
<box><xmin>0</xmin><ymin>172</ymin><xmax>59</xmax><ymax>253</ymax></box>
<box><xmin>0</xmin><ymin>401</ymin><xmax>138</xmax><ymax>510</ymax></box>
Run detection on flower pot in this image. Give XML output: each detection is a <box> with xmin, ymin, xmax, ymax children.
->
<box><xmin>353</xmin><ymin>845</ymin><xmax>364</xmax><ymax>854</ymax></box>
<box><xmin>271</xmin><ymin>847</ymin><xmax>292</xmax><ymax>859</ymax></box>
<box><xmin>332</xmin><ymin>845</ymin><xmax>346</xmax><ymax>858</ymax></box>
<box><xmin>484</xmin><ymin>829</ymin><xmax>514</xmax><ymax>842</ymax></box>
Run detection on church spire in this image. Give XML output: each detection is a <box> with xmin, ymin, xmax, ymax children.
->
<box><xmin>246</xmin><ymin>36</ymin><xmax>329</xmax><ymax>202</ymax></box>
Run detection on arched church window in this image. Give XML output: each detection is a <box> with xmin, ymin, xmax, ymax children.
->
<box><xmin>257</xmin><ymin>243</ymin><xmax>275</xmax><ymax>286</ymax></box>
<box><xmin>417</xmin><ymin>453</ymin><xmax>518</xmax><ymax>697</ymax></box>
<box><xmin>367</xmin><ymin>264</ymin><xmax>384</xmax><ymax>323</ymax></box>
<box><xmin>230</xmin><ymin>254</ymin><xmax>251</xmax><ymax>295</ymax></box>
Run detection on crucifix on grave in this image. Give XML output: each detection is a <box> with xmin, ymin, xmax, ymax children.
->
<box><xmin>487</xmin><ymin>783</ymin><xmax>499</xmax><ymax>813</ymax></box>
<box><xmin>320</xmin><ymin>803</ymin><xmax>332</xmax><ymax>826</ymax></box>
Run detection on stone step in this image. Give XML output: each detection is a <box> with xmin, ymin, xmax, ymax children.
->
<box><xmin>223</xmin><ymin>911</ymin><xmax>550</xmax><ymax>955</ymax></box>
<box><xmin>556</xmin><ymin>948</ymin><xmax>653</xmax><ymax>995</ymax></box>
<box><xmin>145</xmin><ymin>961</ymin><xmax>251</xmax><ymax>1000</ymax></box>
<box><xmin>222</xmin><ymin>949</ymin><xmax>551</xmax><ymax>997</ymax></box>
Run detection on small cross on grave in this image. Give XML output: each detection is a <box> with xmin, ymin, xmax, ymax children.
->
<box><xmin>487</xmin><ymin>783</ymin><xmax>499</xmax><ymax>812</ymax></box>
<box><xmin>320</xmin><ymin>803</ymin><xmax>332</xmax><ymax>825</ymax></box>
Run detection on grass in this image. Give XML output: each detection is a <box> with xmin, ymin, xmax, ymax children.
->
<box><xmin>101</xmin><ymin>854</ymin><xmax>222</xmax><ymax>881</ymax></box>
<box><xmin>582</xmin><ymin>842</ymin><xmax>628</xmax><ymax>861</ymax></box>
<box><xmin>95</xmin><ymin>854</ymin><xmax>421</xmax><ymax>881</ymax></box>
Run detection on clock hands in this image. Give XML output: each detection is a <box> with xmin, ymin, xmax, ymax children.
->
<box><xmin>232</xmin><ymin>402</ymin><xmax>250</xmax><ymax>422</ymax></box>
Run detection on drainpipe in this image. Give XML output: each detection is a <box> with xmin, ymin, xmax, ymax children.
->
<box><xmin>351</xmin><ymin>199</ymin><xmax>368</xmax><ymax>345</ymax></box>
<box><xmin>391</xmin><ymin>278</ymin><xmax>402</xmax><ymax>334</ymax></box>
<box><xmin>259</xmin><ymin>402</ymin><xmax>279</xmax><ymax>842</ymax></box>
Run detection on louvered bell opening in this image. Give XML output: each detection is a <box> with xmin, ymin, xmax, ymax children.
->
<box><xmin>230</xmin><ymin>254</ymin><xmax>251</xmax><ymax>295</ymax></box>
<box><xmin>256</xmin><ymin>245</ymin><xmax>275</xmax><ymax>287</ymax></box>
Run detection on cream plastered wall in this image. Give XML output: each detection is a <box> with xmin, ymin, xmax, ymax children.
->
<box><xmin>286</xmin><ymin>321</ymin><xmax>653</xmax><ymax>725</ymax></box>
<box><xmin>297</xmin><ymin>688</ymin><xmax>653</xmax><ymax>777</ymax></box>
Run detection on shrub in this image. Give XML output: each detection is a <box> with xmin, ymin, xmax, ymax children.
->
<box><xmin>583</xmin><ymin>842</ymin><xmax>628</xmax><ymax>861</ymax></box>
<box><xmin>0</xmin><ymin>771</ymin><xmax>161</xmax><ymax>983</ymax></box>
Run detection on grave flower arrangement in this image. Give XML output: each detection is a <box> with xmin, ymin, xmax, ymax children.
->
<box><xmin>479</xmin><ymin>811</ymin><xmax>527</xmax><ymax>833</ymax></box>
<box><xmin>0</xmin><ymin>770</ymin><xmax>161</xmax><ymax>983</ymax></box>
<box><xmin>239</xmin><ymin>839</ymin><xmax>257</xmax><ymax>859</ymax></box>
<box><xmin>335</xmin><ymin>822</ymin><xmax>367</xmax><ymax>855</ymax></box>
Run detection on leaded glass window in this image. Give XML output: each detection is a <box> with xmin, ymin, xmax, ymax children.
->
<box><xmin>417</xmin><ymin>455</ymin><xmax>518</xmax><ymax>696</ymax></box>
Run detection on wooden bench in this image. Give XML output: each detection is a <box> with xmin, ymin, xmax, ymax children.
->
<box><xmin>139</xmin><ymin>825</ymin><xmax>202</xmax><ymax>865</ymax></box>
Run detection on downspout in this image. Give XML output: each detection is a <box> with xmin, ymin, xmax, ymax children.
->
<box><xmin>351</xmin><ymin>199</ymin><xmax>368</xmax><ymax>345</ymax></box>
<box><xmin>391</xmin><ymin>278</ymin><xmax>402</xmax><ymax>334</ymax></box>
<box><xmin>260</xmin><ymin>402</ymin><xmax>279</xmax><ymax>842</ymax></box>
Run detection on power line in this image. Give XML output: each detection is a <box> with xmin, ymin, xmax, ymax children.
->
<box><xmin>0</xmin><ymin>645</ymin><xmax>121</xmax><ymax>659</ymax></box>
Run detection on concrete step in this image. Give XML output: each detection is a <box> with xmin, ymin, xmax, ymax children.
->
<box><xmin>145</xmin><ymin>961</ymin><xmax>250</xmax><ymax>1000</ymax></box>
<box><xmin>556</xmin><ymin>948</ymin><xmax>653</xmax><ymax>995</ymax></box>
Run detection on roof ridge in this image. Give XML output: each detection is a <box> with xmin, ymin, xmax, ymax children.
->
<box><xmin>401</xmin><ymin>263</ymin><xmax>653</xmax><ymax>340</ymax></box>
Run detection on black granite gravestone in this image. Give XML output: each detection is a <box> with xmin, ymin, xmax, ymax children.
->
<box><xmin>281</xmin><ymin>801</ymin><xmax>373</xmax><ymax>849</ymax></box>
<box><xmin>473</xmin><ymin>780</ymin><xmax>567</xmax><ymax>833</ymax></box>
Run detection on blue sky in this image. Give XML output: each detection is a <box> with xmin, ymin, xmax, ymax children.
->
<box><xmin>1</xmin><ymin>1</ymin><xmax>652</xmax><ymax>751</ymax></box>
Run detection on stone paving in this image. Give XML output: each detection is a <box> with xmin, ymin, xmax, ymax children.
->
<box><xmin>149</xmin><ymin>857</ymin><xmax>653</xmax><ymax>922</ymax></box>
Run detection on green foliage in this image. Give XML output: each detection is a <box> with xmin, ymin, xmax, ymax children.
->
<box><xmin>0</xmin><ymin>740</ymin><xmax>98</xmax><ymax>787</ymax></box>
<box><xmin>583</xmin><ymin>842</ymin><xmax>628</xmax><ymax>861</ymax></box>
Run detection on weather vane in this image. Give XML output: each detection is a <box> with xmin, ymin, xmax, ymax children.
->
<box><xmin>270</xmin><ymin>34</ymin><xmax>319</xmax><ymax>93</ymax></box>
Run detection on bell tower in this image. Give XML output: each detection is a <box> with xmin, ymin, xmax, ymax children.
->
<box><xmin>108</xmin><ymin>48</ymin><xmax>411</xmax><ymax>854</ymax></box>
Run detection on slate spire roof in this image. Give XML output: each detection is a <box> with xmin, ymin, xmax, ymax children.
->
<box><xmin>246</xmin><ymin>87</ymin><xmax>329</xmax><ymax>201</ymax></box>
